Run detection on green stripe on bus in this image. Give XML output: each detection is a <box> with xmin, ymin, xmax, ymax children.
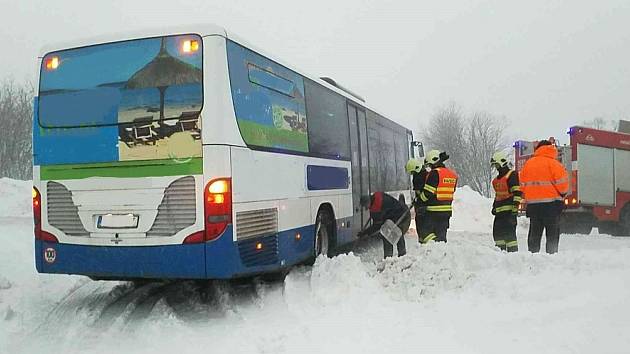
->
<box><xmin>40</xmin><ymin>158</ymin><xmax>203</xmax><ymax>180</ymax></box>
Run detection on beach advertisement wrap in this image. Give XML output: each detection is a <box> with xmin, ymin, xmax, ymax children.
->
<box><xmin>227</xmin><ymin>40</ymin><xmax>308</xmax><ymax>153</ymax></box>
<box><xmin>35</xmin><ymin>34</ymin><xmax>203</xmax><ymax>179</ymax></box>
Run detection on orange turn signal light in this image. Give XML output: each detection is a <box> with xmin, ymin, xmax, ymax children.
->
<box><xmin>45</xmin><ymin>56</ymin><xmax>59</xmax><ymax>70</ymax></box>
<box><xmin>208</xmin><ymin>180</ymin><xmax>229</xmax><ymax>194</ymax></box>
<box><xmin>182</xmin><ymin>40</ymin><xmax>199</xmax><ymax>53</ymax></box>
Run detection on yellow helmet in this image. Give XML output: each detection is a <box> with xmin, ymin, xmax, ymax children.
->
<box><xmin>424</xmin><ymin>149</ymin><xmax>441</xmax><ymax>166</ymax></box>
<box><xmin>405</xmin><ymin>158</ymin><xmax>423</xmax><ymax>174</ymax></box>
<box><xmin>490</xmin><ymin>151</ymin><xmax>509</xmax><ymax>167</ymax></box>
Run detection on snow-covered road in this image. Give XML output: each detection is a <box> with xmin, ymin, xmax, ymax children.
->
<box><xmin>1</xmin><ymin>179</ymin><xmax>630</xmax><ymax>354</ymax></box>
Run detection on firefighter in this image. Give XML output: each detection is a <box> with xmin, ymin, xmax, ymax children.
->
<box><xmin>520</xmin><ymin>140</ymin><xmax>569</xmax><ymax>254</ymax></box>
<box><xmin>358</xmin><ymin>192</ymin><xmax>410</xmax><ymax>258</ymax></box>
<box><xmin>405</xmin><ymin>158</ymin><xmax>429</xmax><ymax>239</ymax></box>
<box><xmin>417</xmin><ymin>150</ymin><xmax>458</xmax><ymax>243</ymax></box>
<box><xmin>490</xmin><ymin>151</ymin><xmax>522</xmax><ymax>252</ymax></box>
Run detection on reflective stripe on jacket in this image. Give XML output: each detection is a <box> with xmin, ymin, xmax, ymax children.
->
<box><xmin>422</xmin><ymin>167</ymin><xmax>458</xmax><ymax>213</ymax></box>
<box><xmin>492</xmin><ymin>169</ymin><xmax>523</xmax><ymax>214</ymax></box>
<box><xmin>519</xmin><ymin>145</ymin><xmax>569</xmax><ymax>204</ymax></box>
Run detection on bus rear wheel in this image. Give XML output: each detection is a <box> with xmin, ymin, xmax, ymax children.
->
<box><xmin>314</xmin><ymin>208</ymin><xmax>334</xmax><ymax>258</ymax></box>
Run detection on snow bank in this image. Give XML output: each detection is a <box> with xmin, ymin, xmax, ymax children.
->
<box><xmin>0</xmin><ymin>178</ymin><xmax>31</xmax><ymax>218</ymax></box>
<box><xmin>450</xmin><ymin>185</ymin><xmax>494</xmax><ymax>232</ymax></box>
<box><xmin>2</xmin><ymin>178</ymin><xmax>630</xmax><ymax>354</ymax></box>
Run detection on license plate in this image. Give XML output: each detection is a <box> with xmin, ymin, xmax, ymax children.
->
<box><xmin>97</xmin><ymin>214</ymin><xmax>139</xmax><ymax>229</ymax></box>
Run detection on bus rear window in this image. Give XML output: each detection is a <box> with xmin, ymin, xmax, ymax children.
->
<box><xmin>38</xmin><ymin>34</ymin><xmax>203</xmax><ymax>128</ymax></box>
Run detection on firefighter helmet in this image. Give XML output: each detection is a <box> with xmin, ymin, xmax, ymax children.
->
<box><xmin>490</xmin><ymin>151</ymin><xmax>509</xmax><ymax>167</ymax></box>
<box><xmin>405</xmin><ymin>158</ymin><xmax>423</xmax><ymax>174</ymax></box>
<box><xmin>424</xmin><ymin>149</ymin><xmax>441</xmax><ymax>166</ymax></box>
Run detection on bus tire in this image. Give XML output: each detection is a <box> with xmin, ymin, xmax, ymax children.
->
<box><xmin>314</xmin><ymin>207</ymin><xmax>335</xmax><ymax>258</ymax></box>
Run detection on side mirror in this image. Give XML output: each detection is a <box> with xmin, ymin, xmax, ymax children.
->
<box><xmin>410</xmin><ymin>141</ymin><xmax>424</xmax><ymax>159</ymax></box>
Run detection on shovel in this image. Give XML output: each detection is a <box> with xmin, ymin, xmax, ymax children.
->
<box><xmin>360</xmin><ymin>204</ymin><xmax>411</xmax><ymax>243</ymax></box>
<box><xmin>379</xmin><ymin>219</ymin><xmax>403</xmax><ymax>246</ymax></box>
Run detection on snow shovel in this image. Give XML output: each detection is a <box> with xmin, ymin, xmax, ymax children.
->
<box><xmin>380</xmin><ymin>219</ymin><xmax>403</xmax><ymax>246</ymax></box>
<box><xmin>380</xmin><ymin>204</ymin><xmax>412</xmax><ymax>245</ymax></box>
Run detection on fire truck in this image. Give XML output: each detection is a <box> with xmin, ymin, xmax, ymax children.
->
<box><xmin>514</xmin><ymin>126</ymin><xmax>630</xmax><ymax>235</ymax></box>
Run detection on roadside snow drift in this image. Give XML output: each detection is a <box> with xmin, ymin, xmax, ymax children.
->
<box><xmin>1</xmin><ymin>179</ymin><xmax>629</xmax><ymax>354</ymax></box>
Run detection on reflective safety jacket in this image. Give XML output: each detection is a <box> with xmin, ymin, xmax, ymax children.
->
<box><xmin>412</xmin><ymin>168</ymin><xmax>429</xmax><ymax>205</ymax></box>
<box><xmin>520</xmin><ymin>145</ymin><xmax>569</xmax><ymax>205</ymax></box>
<box><xmin>492</xmin><ymin>168</ymin><xmax>522</xmax><ymax>214</ymax></box>
<box><xmin>419</xmin><ymin>166</ymin><xmax>458</xmax><ymax>216</ymax></box>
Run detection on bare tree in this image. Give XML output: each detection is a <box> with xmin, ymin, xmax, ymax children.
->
<box><xmin>421</xmin><ymin>103</ymin><xmax>508</xmax><ymax>197</ymax></box>
<box><xmin>0</xmin><ymin>80</ymin><xmax>33</xmax><ymax>180</ymax></box>
<box><xmin>462</xmin><ymin>111</ymin><xmax>508</xmax><ymax>196</ymax></box>
<box><xmin>421</xmin><ymin>102</ymin><xmax>467</xmax><ymax>173</ymax></box>
<box><xmin>581</xmin><ymin>117</ymin><xmax>618</xmax><ymax>131</ymax></box>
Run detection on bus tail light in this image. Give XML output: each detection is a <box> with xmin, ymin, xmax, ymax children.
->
<box><xmin>204</xmin><ymin>178</ymin><xmax>232</xmax><ymax>242</ymax></box>
<box><xmin>33</xmin><ymin>187</ymin><xmax>58</xmax><ymax>243</ymax></box>
<box><xmin>182</xmin><ymin>178</ymin><xmax>232</xmax><ymax>244</ymax></box>
<box><xmin>183</xmin><ymin>231</ymin><xmax>205</xmax><ymax>244</ymax></box>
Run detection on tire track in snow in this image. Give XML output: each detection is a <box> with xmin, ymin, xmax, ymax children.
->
<box><xmin>92</xmin><ymin>281</ymin><xmax>164</xmax><ymax>330</ymax></box>
<box><xmin>33</xmin><ymin>280</ymin><xmax>108</xmax><ymax>335</ymax></box>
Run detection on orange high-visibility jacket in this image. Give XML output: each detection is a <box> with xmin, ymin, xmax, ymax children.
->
<box><xmin>492</xmin><ymin>169</ymin><xmax>523</xmax><ymax>214</ymax></box>
<box><xmin>519</xmin><ymin>145</ymin><xmax>569</xmax><ymax>204</ymax></box>
<box><xmin>419</xmin><ymin>167</ymin><xmax>458</xmax><ymax>213</ymax></box>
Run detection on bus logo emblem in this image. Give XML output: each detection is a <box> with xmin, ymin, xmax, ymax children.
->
<box><xmin>44</xmin><ymin>248</ymin><xmax>56</xmax><ymax>264</ymax></box>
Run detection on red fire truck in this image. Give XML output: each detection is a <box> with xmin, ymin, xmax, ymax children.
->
<box><xmin>514</xmin><ymin>126</ymin><xmax>630</xmax><ymax>235</ymax></box>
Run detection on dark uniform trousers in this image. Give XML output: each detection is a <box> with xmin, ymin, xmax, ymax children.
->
<box><xmin>528</xmin><ymin>215</ymin><xmax>560</xmax><ymax>254</ymax></box>
<box><xmin>419</xmin><ymin>213</ymin><xmax>450</xmax><ymax>243</ymax></box>
<box><xmin>383</xmin><ymin>213</ymin><xmax>411</xmax><ymax>258</ymax></box>
<box><xmin>493</xmin><ymin>214</ymin><xmax>518</xmax><ymax>252</ymax></box>
<box><xmin>414</xmin><ymin>209</ymin><xmax>425</xmax><ymax>240</ymax></box>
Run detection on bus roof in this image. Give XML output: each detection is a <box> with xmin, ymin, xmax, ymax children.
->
<box><xmin>37</xmin><ymin>23</ymin><xmax>226</xmax><ymax>57</ymax></box>
<box><xmin>38</xmin><ymin>23</ymin><xmax>410</xmax><ymax>134</ymax></box>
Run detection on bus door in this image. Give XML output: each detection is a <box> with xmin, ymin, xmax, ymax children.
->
<box><xmin>347</xmin><ymin>104</ymin><xmax>370</xmax><ymax>235</ymax></box>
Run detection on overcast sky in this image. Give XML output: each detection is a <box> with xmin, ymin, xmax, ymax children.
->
<box><xmin>1</xmin><ymin>0</ymin><xmax>629</xmax><ymax>144</ymax></box>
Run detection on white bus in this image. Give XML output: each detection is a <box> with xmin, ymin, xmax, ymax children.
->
<box><xmin>33</xmin><ymin>24</ymin><xmax>416</xmax><ymax>279</ymax></box>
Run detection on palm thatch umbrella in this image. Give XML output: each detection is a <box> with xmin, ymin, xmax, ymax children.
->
<box><xmin>125</xmin><ymin>37</ymin><xmax>202</xmax><ymax>122</ymax></box>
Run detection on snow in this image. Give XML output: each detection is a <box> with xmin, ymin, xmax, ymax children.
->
<box><xmin>450</xmin><ymin>185</ymin><xmax>494</xmax><ymax>232</ymax></box>
<box><xmin>0</xmin><ymin>178</ymin><xmax>31</xmax><ymax>218</ymax></box>
<box><xmin>1</xmin><ymin>179</ymin><xmax>630</xmax><ymax>354</ymax></box>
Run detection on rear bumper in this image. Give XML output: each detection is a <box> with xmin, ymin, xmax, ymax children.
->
<box><xmin>35</xmin><ymin>224</ymin><xmax>316</xmax><ymax>279</ymax></box>
<box><xmin>562</xmin><ymin>206</ymin><xmax>591</xmax><ymax>213</ymax></box>
<box><xmin>35</xmin><ymin>239</ymin><xmax>207</xmax><ymax>279</ymax></box>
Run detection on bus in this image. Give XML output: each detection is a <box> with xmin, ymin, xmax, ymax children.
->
<box><xmin>33</xmin><ymin>24</ymin><xmax>417</xmax><ymax>280</ymax></box>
